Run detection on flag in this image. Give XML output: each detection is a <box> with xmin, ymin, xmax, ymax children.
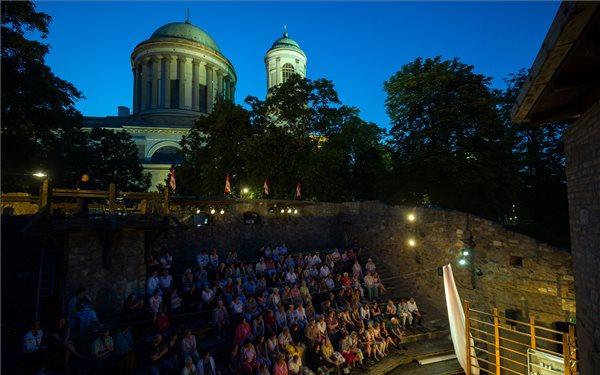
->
<box><xmin>169</xmin><ymin>167</ymin><xmax>176</xmax><ymax>192</ymax></box>
<box><xmin>295</xmin><ymin>180</ymin><xmax>301</xmax><ymax>199</ymax></box>
<box><xmin>224</xmin><ymin>174</ymin><xmax>231</xmax><ymax>195</ymax></box>
<box><xmin>263</xmin><ymin>177</ymin><xmax>269</xmax><ymax>196</ymax></box>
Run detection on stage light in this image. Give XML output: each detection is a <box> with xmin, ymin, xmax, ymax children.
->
<box><xmin>407</xmin><ymin>214</ymin><xmax>416</xmax><ymax>222</ymax></box>
<box><xmin>210</xmin><ymin>208</ymin><xmax>216</xmax><ymax>215</ymax></box>
<box><xmin>408</xmin><ymin>239</ymin><xmax>416</xmax><ymax>247</ymax></box>
<box><xmin>280</xmin><ymin>209</ymin><xmax>285</xmax><ymax>214</ymax></box>
<box><xmin>287</xmin><ymin>208</ymin><xmax>292</xmax><ymax>213</ymax></box>
<box><xmin>33</xmin><ymin>172</ymin><xmax>47</xmax><ymax>178</ymax></box>
<box><xmin>219</xmin><ymin>209</ymin><xmax>225</xmax><ymax>215</ymax></box>
<box><xmin>196</xmin><ymin>208</ymin><xmax>201</xmax><ymax>214</ymax></box>
<box><xmin>242</xmin><ymin>187</ymin><xmax>249</xmax><ymax>194</ymax></box>
<box><xmin>463</xmin><ymin>250</ymin><xmax>470</xmax><ymax>256</ymax></box>
<box><xmin>458</xmin><ymin>258</ymin><xmax>467</xmax><ymax>266</ymax></box>
<box><xmin>293</xmin><ymin>209</ymin><xmax>298</xmax><ymax>214</ymax></box>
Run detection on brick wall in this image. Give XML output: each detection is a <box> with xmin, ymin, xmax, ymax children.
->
<box><xmin>564</xmin><ymin>99</ymin><xmax>600</xmax><ymax>374</ymax></box>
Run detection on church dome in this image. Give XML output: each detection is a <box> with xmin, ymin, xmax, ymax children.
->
<box><xmin>150</xmin><ymin>21</ymin><xmax>221</xmax><ymax>53</ymax></box>
<box><xmin>268</xmin><ymin>30</ymin><xmax>304</xmax><ymax>55</ymax></box>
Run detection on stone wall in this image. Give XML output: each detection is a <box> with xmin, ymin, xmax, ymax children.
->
<box><xmin>60</xmin><ymin>199</ymin><xmax>575</xmax><ymax>326</ymax></box>
<box><xmin>65</xmin><ymin>230</ymin><xmax>146</xmax><ymax>316</ymax></box>
<box><xmin>1</xmin><ymin>193</ymin><xmax>39</xmax><ymax>215</ymax></box>
<box><xmin>340</xmin><ymin>202</ymin><xmax>575</xmax><ymax>326</ymax></box>
<box><xmin>564</xmin><ymin>98</ymin><xmax>600</xmax><ymax>374</ymax></box>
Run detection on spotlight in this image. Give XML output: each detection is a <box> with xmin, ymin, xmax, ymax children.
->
<box><xmin>458</xmin><ymin>258</ymin><xmax>467</xmax><ymax>266</ymax></box>
<box><xmin>408</xmin><ymin>239</ymin><xmax>416</xmax><ymax>247</ymax></box>
<box><xmin>242</xmin><ymin>188</ymin><xmax>249</xmax><ymax>194</ymax></box>
<box><xmin>463</xmin><ymin>250</ymin><xmax>469</xmax><ymax>256</ymax></box>
<box><xmin>280</xmin><ymin>209</ymin><xmax>285</xmax><ymax>214</ymax></box>
<box><xmin>293</xmin><ymin>209</ymin><xmax>298</xmax><ymax>214</ymax></box>
<box><xmin>33</xmin><ymin>172</ymin><xmax>47</xmax><ymax>178</ymax></box>
<box><xmin>196</xmin><ymin>208</ymin><xmax>201</xmax><ymax>214</ymax></box>
<box><xmin>210</xmin><ymin>208</ymin><xmax>216</xmax><ymax>215</ymax></box>
<box><xmin>219</xmin><ymin>209</ymin><xmax>225</xmax><ymax>215</ymax></box>
<box><xmin>287</xmin><ymin>208</ymin><xmax>292</xmax><ymax>213</ymax></box>
<box><xmin>408</xmin><ymin>214</ymin><xmax>416</xmax><ymax>222</ymax></box>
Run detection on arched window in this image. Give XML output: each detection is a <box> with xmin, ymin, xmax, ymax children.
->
<box><xmin>150</xmin><ymin>146</ymin><xmax>185</xmax><ymax>163</ymax></box>
<box><xmin>282</xmin><ymin>63</ymin><xmax>295</xmax><ymax>83</ymax></box>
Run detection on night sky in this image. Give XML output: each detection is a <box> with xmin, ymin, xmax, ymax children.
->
<box><xmin>35</xmin><ymin>1</ymin><xmax>559</xmax><ymax>129</ymax></box>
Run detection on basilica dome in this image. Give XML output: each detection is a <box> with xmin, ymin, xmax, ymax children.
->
<box><xmin>150</xmin><ymin>21</ymin><xmax>221</xmax><ymax>53</ymax></box>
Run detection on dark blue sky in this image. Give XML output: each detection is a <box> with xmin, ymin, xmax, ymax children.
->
<box><xmin>35</xmin><ymin>1</ymin><xmax>560</xmax><ymax>130</ymax></box>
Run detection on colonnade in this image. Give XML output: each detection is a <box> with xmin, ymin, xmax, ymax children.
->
<box><xmin>132</xmin><ymin>55</ymin><xmax>235</xmax><ymax>115</ymax></box>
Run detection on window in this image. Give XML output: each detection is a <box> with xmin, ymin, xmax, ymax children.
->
<box><xmin>509</xmin><ymin>256</ymin><xmax>523</xmax><ymax>267</ymax></box>
<box><xmin>282</xmin><ymin>63</ymin><xmax>294</xmax><ymax>83</ymax></box>
<box><xmin>150</xmin><ymin>146</ymin><xmax>184</xmax><ymax>163</ymax></box>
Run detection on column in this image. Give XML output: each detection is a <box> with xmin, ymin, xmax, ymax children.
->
<box><xmin>140</xmin><ymin>57</ymin><xmax>151</xmax><ymax>111</ymax></box>
<box><xmin>217</xmin><ymin>70</ymin><xmax>224</xmax><ymax>101</ymax></box>
<box><xmin>206</xmin><ymin>64</ymin><xmax>214</xmax><ymax>113</ymax></box>
<box><xmin>132</xmin><ymin>64</ymin><xmax>140</xmax><ymax>113</ymax></box>
<box><xmin>163</xmin><ymin>56</ymin><xmax>172</xmax><ymax>108</ymax></box>
<box><xmin>152</xmin><ymin>56</ymin><xmax>162</xmax><ymax>109</ymax></box>
<box><xmin>183</xmin><ymin>57</ymin><xmax>193</xmax><ymax>111</ymax></box>
<box><xmin>192</xmin><ymin>60</ymin><xmax>200</xmax><ymax>111</ymax></box>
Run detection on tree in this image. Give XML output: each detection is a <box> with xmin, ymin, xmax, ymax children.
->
<box><xmin>178</xmin><ymin>100</ymin><xmax>253</xmax><ymax>196</ymax></box>
<box><xmin>85</xmin><ymin>128</ymin><xmax>151</xmax><ymax>191</ymax></box>
<box><xmin>501</xmin><ymin>70</ymin><xmax>569</xmax><ymax>247</ymax></box>
<box><xmin>384</xmin><ymin>57</ymin><xmax>517</xmax><ymax>218</ymax></box>
<box><xmin>1</xmin><ymin>1</ymin><xmax>83</xmax><ymax>192</ymax></box>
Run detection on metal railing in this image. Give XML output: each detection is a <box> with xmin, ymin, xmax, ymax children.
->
<box><xmin>464</xmin><ymin>301</ymin><xmax>577</xmax><ymax>375</ymax></box>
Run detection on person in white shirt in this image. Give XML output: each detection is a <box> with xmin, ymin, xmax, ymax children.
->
<box><xmin>365</xmin><ymin>258</ymin><xmax>376</xmax><ymax>274</ymax></box>
<box><xmin>256</xmin><ymin>258</ymin><xmax>267</xmax><ymax>276</ymax></box>
<box><xmin>147</xmin><ymin>270</ymin><xmax>161</xmax><ymax>295</ymax></box>
<box><xmin>159</xmin><ymin>270</ymin><xmax>173</xmax><ymax>293</ymax></box>
<box><xmin>286</xmin><ymin>268</ymin><xmax>297</xmax><ymax>285</ymax></box>
<box><xmin>319</xmin><ymin>264</ymin><xmax>331</xmax><ymax>278</ymax></box>
<box><xmin>324</xmin><ymin>275</ymin><xmax>335</xmax><ymax>290</ymax></box>
<box><xmin>288</xmin><ymin>354</ymin><xmax>302</xmax><ymax>375</ymax></box>
<box><xmin>398</xmin><ymin>298</ymin><xmax>413</xmax><ymax>329</ymax></box>
<box><xmin>407</xmin><ymin>297</ymin><xmax>422</xmax><ymax>326</ymax></box>
<box><xmin>197</xmin><ymin>250</ymin><xmax>209</xmax><ymax>268</ymax></box>
<box><xmin>363</xmin><ymin>271</ymin><xmax>378</xmax><ymax>300</ymax></box>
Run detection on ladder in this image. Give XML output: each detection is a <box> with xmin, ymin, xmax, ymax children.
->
<box><xmin>35</xmin><ymin>247</ymin><xmax>56</xmax><ymax>319</ymax></box>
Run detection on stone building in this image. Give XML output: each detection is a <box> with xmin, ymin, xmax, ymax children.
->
<box><xmin>82</xmin><ymin>20</ymin><xmax>306</xmax><ymax>189</ymax></box>
<box><xmin>512</xmin><ymin>2</ymin><xmax>600</xmax><ymax>373</ymax></box>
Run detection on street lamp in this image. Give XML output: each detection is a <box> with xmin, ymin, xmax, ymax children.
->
<box><xmin>33</xmin><ymin>172</ymin><xmax>47</xmax><ymax>178</ymax></box>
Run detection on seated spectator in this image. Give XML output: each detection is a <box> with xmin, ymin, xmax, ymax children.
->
<box><xmin>257</xmin><ymin>362</ymin><xmax>271</xmax><ymax>375</ymax></box>
<box><xmin>225</xmin><ymin>344</ymin><xmax>242</xmax><ymax>375</ymax></box>
<box><xmin>183</xmin><ymin>284</ymin><xmax>201</xmax><ymax>312</ymax></box>
<box><xmin>91</xmin><ymin>329</ymin><xmax>117</xmax><ymax>374</ymax></box>
<box><xmin>385</xmin><ymin>300</ymin><xmax>397</xmax><ymax>319</ymax></box>
<box><xmin>253</xmin><ymin>314</ymin><xmax>266</xmax><ymax>337</ymax></box>
<box><xmin>181</xmin><ymin>329</ymin><xmax>200</xmax><ymax>363</ymax></box>
<box><xmin>273</xmin><ymin>354</ymin><xmax>288</xmax><ymax>375</ymax></box>
<box><xmin>114</xmin><ymin>325</ymin><xmax>137</xmax><ymax>372</ymax></box>
<box><xmin>122</xmin><ymin>293</ymin><xmax>146</xmax><ymax>322</ymax></box>
<box><xmin>198</xmin><ymin>349</ymin><xmax>218</xmax><ymax>375</ymax></box>
<box><xmin>288</xmin><ymin>354</ymin><xmax>303</xmax><ymax>375</ymax></box>
<box><xmin>407</xmin><ymin>297</ymin><xmax>423</xmax><ymax>326</ymax></box>
<box><xmin>197</xmin><ymin>250</ymin><xmax>210</xmax><ymax>269</ymax></box>
<box><xmin>160</xmin><ymin>251</ymin><xmax>173</xmax><ymax>270</ymax></box>
<box><xmin>22</xmin><ymin>320</ymin><xmax>47</xmax><ymax>374</ymax></box>
<box><xmin>241</xmin><ymin>339</ymin><xmax>259</xmax><ymax>375</ymax></box>
<box><xmin>155</xmin><ymin>308</ymin><xmax>171</xmax><ymax>333</ymax></box>
<box><xmin>181</xmin><ymin>269</ymin><xmax>195</xmax><ymax>292</ymax></box>
<box><xmin>235</xmin><ymin>317</ymin><xmax>253</xmax><ymax>347</ymax></box>
<box><xmin>68</xmin><ymin>287</ymin><xmax>102</xmax><ymax>330</ymax></box>
<box><xmin>213</xmin><ymin>299</ymin><xmax>230</xmax><ymax>338</ymax></box>
<box><xmin>398</xmin><ymin>299</ymin><xmax>413</xmax><ymax>329</ymax></box>
<box><xmin>363</xmin><ymin>271</ymin><xmax>378</xmax><ymax>300</ymax></box>
<box><xmin>170</xmin><ymin>288</ymin><xmax>183</xmax><ymax>315</ymax></box>
<box><xmin>338</xmin><ymin>331</ymin><xmax>357</xmax><ymax>372</ymax></box>
<box><xmin>181</xmin><ymin>356</ymin><xmax>198</xmax><ymax>375</ymax></box>
<box><xmin>50</xmin><ymin>317</ymin><xmax>83</xmax><ymax>371</ymax></box>
<box><xmin>202</xmin><ymin>284</ymin><xmax>216</xmax><ymax>309</ymax></box>
<box><xmin>365</xmin><ymin>258</ymin><xmax>376</xmax><ymax>274</ymax></box>
<box><xmin>147</xmin><ymin>333</ymin><xmax>179</xmax><ymax>375</ymax></box>
<box><xmin>147</xmin><ymin>270</ymin><xmax>161</xmax><ymax>296</ymax></box>
<box><xmin>370</xmin><ymin>301</ymin><xmax>383</xmax><ymax>323</ymax></box>
<box><xmin>149</xmin><ymin>290</ymin><xmax>163</xmax><ymax>320</ymax></box>
<box><xmin>160</xmin><ymin>269</ymin><xmax>174</xmax><ymax>294</ymax></box>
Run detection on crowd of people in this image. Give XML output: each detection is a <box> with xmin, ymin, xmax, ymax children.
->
<box><xmin>20</xmin><ymin>244</ymin><xmax>426</xmax><ymax>375</ymax></box>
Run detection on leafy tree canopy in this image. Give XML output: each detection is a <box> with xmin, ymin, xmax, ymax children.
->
<box><xmin>384</xmin><ymin>56</ymin><xmax>518</xmax><ymax>218</ymax></box>
<box><xmin>1</xmin><ymin>1</ymin><xmax>83</xmax><ymax>191</ymax></box>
